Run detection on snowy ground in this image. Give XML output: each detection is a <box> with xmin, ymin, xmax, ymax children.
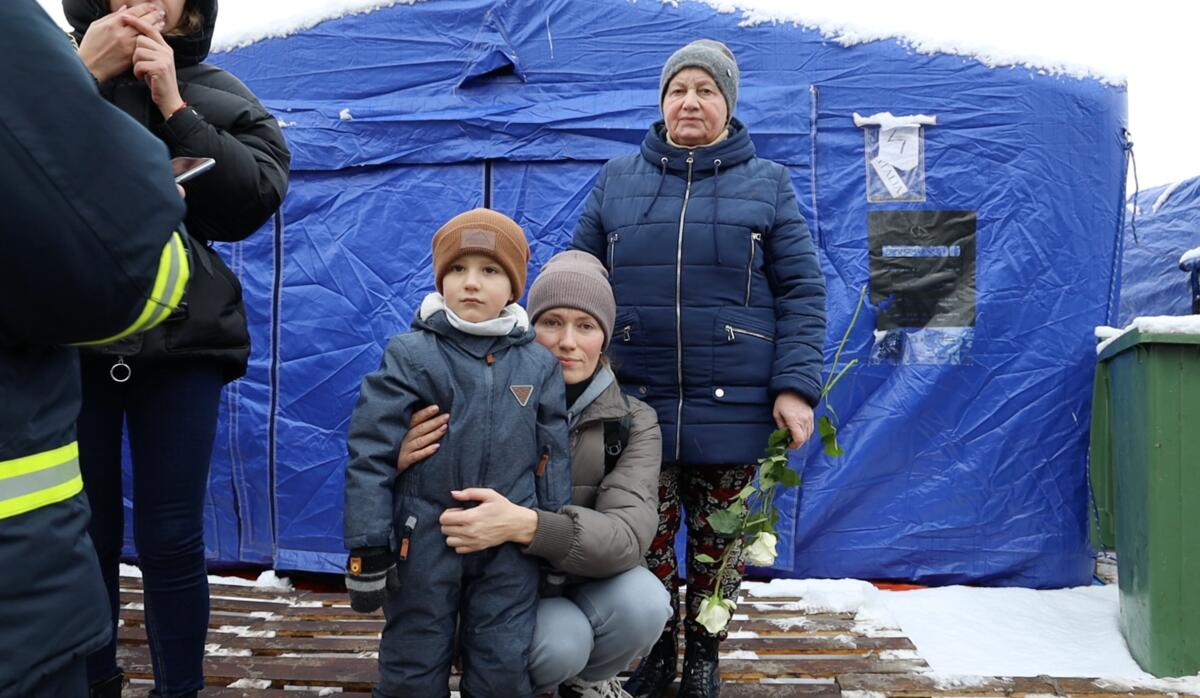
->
<box><xmin>747</xmin><ymin>578</ymin><xmax>1200</xmax><ymax>693</ymax></box>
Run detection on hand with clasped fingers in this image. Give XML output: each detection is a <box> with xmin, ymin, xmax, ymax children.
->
<box><xmin>395</xmin><ymin>405</ymin><xmax>538</xmax><ymax>554</ymax></box>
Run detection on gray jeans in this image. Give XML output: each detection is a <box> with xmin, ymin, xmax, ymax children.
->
<box><xmin>529</xmin><ymin>565</ymin><xmax>671</xmax><ymax>693</ymax></box>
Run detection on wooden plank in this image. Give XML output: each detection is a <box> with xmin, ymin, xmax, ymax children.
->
<box><xmin>120</xmin><ymin>609</ymin><xmax>267</xmax><ymax>631</ymax></box>
<box><xmin>720</xmin><ymin>658</ymin><xmax>929</xmax><ymax>680</ymax></box>
<box><xmin>721</xmin><ymin>682</ymin><xmax>842</xmax><ymax>697</ymax></box>
<box><xmin>118</xmin><ymin>646</ymin><xmax>379</xmax><ymax>691</ymax></box>
<box><xmin>119</xmin><ymin>579</ymin><xmax>303</xmax><ymax>601</ymax></box>
<box><xmin>838</xmin><ymin>673</ymin><xmax>1016</xmax><ymax>696</ymax></box>
<box><xmin>256</xmin><ymin>619</ymin><xmax>383</xmax><ymax>637</ymax></box>
<box><xmin>120</xmin><ymin>591</ymin><xmax>293</xmax><ymax>614</ymax></box>
<box><xmin>120</xmin><ymin>627</ymin><xmax>380</xmax><ymax>654</ymax></box>
<box><xmin>723</xmin><ymin>636</ymin><xmax>916</xmax><ymax>654</ymax></box>
<box><xmin>729</xmin><ymin>618</ymin><xmax>861</xmax><ymax>635</ymax></box>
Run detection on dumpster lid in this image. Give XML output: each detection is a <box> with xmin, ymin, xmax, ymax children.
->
<box><xmin>1096</xmin><ymin>316</ymin><xmax>1200</xmax><ymax>362</ymax></box>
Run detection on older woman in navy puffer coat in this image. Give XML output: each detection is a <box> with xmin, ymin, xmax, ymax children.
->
<box><xmin>571</xmin><ymin>39</ymin><xmax>826</xmax><ymax>698</ymax></box>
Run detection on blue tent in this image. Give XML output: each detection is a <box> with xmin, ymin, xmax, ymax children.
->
<box><xmin>133</xmin><ymin>0</ymin><xmax>1127</xmax><ymax>586</ymax></box>
<box><xmin>1119</xmin><ymin>176</ymin><xmax>1200</xmax><ymax>324</ymax></box>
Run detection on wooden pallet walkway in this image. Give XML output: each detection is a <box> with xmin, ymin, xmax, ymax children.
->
<box><xmin>115</xmin><ymin>576</ymin><xmax>1196</xmax><ymax>697</ymax></box>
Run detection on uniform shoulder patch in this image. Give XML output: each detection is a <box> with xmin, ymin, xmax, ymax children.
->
<box><xmin>510</xmin><ymin>385</ymin><xmax>533</xmax><ymax>407</ymax></box>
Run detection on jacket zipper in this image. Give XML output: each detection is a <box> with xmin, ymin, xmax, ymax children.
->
<box><xmin>724</xmin><ymin>324</ymin><xmax>773</xmax><ymax>342</ymax></box>
<box><xmin>745</xmin><ymin>232</ymin><xmax>762</xmax><ymax>306</ymax></box>
<box><xmin>621</xmin><ymin>325</ymin><xmax>632</xmax><ymax>342</ymax></box>
<box><xmin>674</xmin><ymin>154</ymin><xmax>694</xmax><ymax>461</ymax></box>
<box><xmin>607</xmin><ymin>232</ymin><xmax>619</xmax><ymax>270</ymax></box>
<box><xmin>479</xmin><ymin>352</ymin><xmax>495</xmax><ymax>491</ymax></box>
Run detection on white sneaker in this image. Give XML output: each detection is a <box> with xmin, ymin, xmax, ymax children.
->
<box><xmin>557</xmin><ymin>675</ymin><xmax>632</xmax><ymax>698</ymax></box>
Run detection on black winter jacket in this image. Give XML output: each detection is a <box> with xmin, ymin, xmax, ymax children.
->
<box><xmin>66</xmin><ymin>0</ymin><xmax>290</xmax><ymax>381</ymax></box>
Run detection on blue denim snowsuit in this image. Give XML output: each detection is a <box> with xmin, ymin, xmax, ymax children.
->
<box><xmin>345</xmin><ymin>310</ymin><xmax>571</xmax><ymax>698</ymax></box>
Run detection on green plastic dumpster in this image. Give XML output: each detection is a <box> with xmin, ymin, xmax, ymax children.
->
<box><xmin>1096</xmin><ymin>329</ymin><xmax>1200</xmax><ymax>677</ymax></box>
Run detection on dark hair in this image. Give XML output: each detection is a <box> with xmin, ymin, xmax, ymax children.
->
<box><xmin>164</xmin><ymin>5</ymin><xmax>203</xmax><ymax>37</ymax></box>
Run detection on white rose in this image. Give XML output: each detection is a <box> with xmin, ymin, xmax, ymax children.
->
<box><xmin>696</xmin><ymin>595</ymin><xmax>737</xmax><ymax>635</ymax></box>
<box><xmin>744</xmin><ymin>531</ymin><xmax>778</xmax><ymax>567</ymax></box>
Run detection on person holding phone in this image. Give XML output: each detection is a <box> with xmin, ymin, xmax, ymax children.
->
<box><xmin>65</xmin><ymin>1</ymin><xmax>290</xmax><ymax>696</ymax></box>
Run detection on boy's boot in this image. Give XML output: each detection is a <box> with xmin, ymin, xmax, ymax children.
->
<box><xmin>623</xmin><ymin>631</ymin><xmax>677</xmax><ymax>697</ymax></box>
<box><xmin>676</xmin><ymin>628</ymin><xmax>720</xmax><ymax>697</ymax></box>
<box><xmin>89</xmin><ymin>671</ymin><xmax>125</xmax><ymax>698</ymax></box>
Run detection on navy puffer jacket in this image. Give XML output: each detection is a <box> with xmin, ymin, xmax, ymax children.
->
<box><xmin>572</xmin><ymin>119</ymin><xmax>826</xmax><ymax>465</ymax></box>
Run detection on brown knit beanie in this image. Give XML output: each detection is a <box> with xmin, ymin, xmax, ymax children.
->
<box><xmin>432</xmin><ymin>208</ymin><xmax>530</xmax><ymax>302</ymax></box>
<box><xmin>527</xmin><ymin>251</ymin><xmax>616</xmax><ymax>348</ymax></box>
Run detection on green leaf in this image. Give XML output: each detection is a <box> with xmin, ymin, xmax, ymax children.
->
<box><xmin>707</xmin><ymin>501</ymin><xmax>744</xmax><ymax>535</ymax></box>
<box><xmin>818</xmin><ymin>415</ymin><xmax>836</xmax><ymax>438</ymax></box>
<box><xmin>775</xmin><ymin>465</ymin><xmax>802</xmax><ymax>488</ymax></box>
<box><xmin>767</xmin><ymin>428</ymin><xmax>791</xmax><ymax>451</ymax></box>
<box><xmin>821</xmin><ymin>429</ymin><xmax>843</xmax><ymax>457</ymax></box>
<box><xmin>736</xmin><ymin>483</ymin><xmax>756</xmax><ymax>501</ymax></box>
<box><xmin>694</xmin><ymin>553</ymin><xmax>719</xmax><ymax>563</ymax></box>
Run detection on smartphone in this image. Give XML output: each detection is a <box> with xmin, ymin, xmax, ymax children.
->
<box><xmin>172</xmin><ymin>156</ymin><xmax>216</xmax><ymax>184</ymax></box>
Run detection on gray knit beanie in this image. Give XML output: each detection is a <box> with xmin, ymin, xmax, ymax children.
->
<box><xmin>527</xmin><ymin>251</ymin><xmax>616</xmax><ymax>348</ymax></box>
<box><xmin>659</xmin><ymin>39</ymin><xmax>739</xmax><ymax>121</ymax></box>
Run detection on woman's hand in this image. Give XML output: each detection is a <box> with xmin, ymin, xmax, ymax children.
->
<box><xmin>396</xmin><ymin>405</ymin><xmax>449</xmax><ymax>473</ymax></box>
<box><xmin>439</xmin><ymin>488</ymin><xmax>538</xmax><ymax>554</ymax></box>
<box><xmin>77</xmin><ymin>4</ymin><xmax>164</xmax><ymax>83</ymax></box>
<box><xmin>130</xmin><ymin>24</ymin><xmax>184</xmax><ymax>118</ymax></box>
<box><xmin>773</xmin><ymin>390</ymin><xmax>814</xmax><ymax>449</ymax></box>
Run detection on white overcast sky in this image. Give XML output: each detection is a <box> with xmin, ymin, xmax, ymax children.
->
<box><xmin>35</xmin><ymin>0</ymin><xmax>1198</xmax><ymax>189</ymax></box>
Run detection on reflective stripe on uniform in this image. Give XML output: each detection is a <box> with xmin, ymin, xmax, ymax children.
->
<box><xmin>73</xmin><ymin>231</ymin><xmax>192</xmax><ymax>346</ymax></box>
<box><xmin>0</xmin><ymin>442</ymin><xmax>82</xmax><ymax>519</ymax></box>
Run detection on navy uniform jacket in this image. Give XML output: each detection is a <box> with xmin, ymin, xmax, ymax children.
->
<box><xmin>0</xmin><ymin>1</ymin><xmax>188</xmax><ymax>693</ymax></box>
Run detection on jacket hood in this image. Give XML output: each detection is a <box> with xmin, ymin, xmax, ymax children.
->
<box><xmin>641</xmin><ymin>117</ymin><xmax>756</xmax><ymax>174</ymax></box>
<box><xmin>411</xmin><ymin>308</ymin><xmax>535</xmax><ymax>359</ymax></box>
<box><xmin>65</xmin><ymin>0</ymin><xmax>217</xmax><ymax>68</ymax></box>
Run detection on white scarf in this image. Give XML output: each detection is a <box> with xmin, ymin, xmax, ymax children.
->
<box><xmin>418</xmin><ymin>292</ymin><xmax>530</xmax><ymax>337</ymax></box>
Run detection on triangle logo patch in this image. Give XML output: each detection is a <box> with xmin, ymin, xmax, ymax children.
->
<box><xmin>510</xmin><ymin>385</ymin><xmax>533</xmax><ymax>407</ymax></box>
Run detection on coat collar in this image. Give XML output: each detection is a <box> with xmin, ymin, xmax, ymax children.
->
<box><xmin>572</xmin><ymin>371</ymin><xmax>633</xmax><ymax>428</ymax></box>
<box><xmin>411</xmin><ymin>308</ymin><xmax>534</xmax><ymax>359</ymax></box>
<box><xmin>640</xmin><ymin>117</ymin><xmax>756</xmax><ymax>175</ymax></box>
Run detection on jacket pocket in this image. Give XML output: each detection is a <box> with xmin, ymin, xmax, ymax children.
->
<box><xmin>711</xmin><ymin>308</ymin><xmax>776</xmax><ymax>387</ymax></box>
<box><xmin>162</xmin><ymin>241</ymin><xmax>249</xmax><ymax>353</ymax></box>
<box><xmin>606</xmin><ymin>232</ymin><xmax>620</xmax><ymax>273</ymax></box>
<box><xmin>610</xmin><ymin>308</ymin><xmax>648</xmax><ymax>387</ymax></box>
<box><xmin>744</xmin><ymin>231</ymin><xmax>763</xmax><ymax>306</ymax></box>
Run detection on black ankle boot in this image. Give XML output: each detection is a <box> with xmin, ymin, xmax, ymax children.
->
<box><xmin>676</xmin><ymin>629</ymin><xmax>720</xmax><ymax>697</ymax></box>
<box><xmin>89</xmin><ymin>671</ymin><xmax>124</xmax><ymax>698</ymax></box>
<box><xmin>623</xmin><ymin>631</ymin><xmax>677</xmax><ymax>698</ymax></box>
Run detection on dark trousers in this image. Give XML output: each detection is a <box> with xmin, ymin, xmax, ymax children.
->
<box><xmin>78</xmin><ymin>355</ymin><xmax>224</xmax><ymax>697</ymax></box>
<box><xmin>644</xmin><ymin>462</ymin><xmax>757</xmax><ymax>640</ymax></box>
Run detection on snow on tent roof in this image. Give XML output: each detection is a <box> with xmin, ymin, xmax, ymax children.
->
<box><xmin>38</xmin><ymin>0</ymin><xmax>1124</xmax><ymax>85</ymax></box>
<box><xmin>56</xmin><ymin>0</ymin><xmax>1127</xmax><ymax>586</ymax></box>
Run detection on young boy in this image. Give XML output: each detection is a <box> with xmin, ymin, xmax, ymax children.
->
<box><xmin>343</xmin><ymin>209</ymin><xmax>571</xmax><ymax>698</ymax></box>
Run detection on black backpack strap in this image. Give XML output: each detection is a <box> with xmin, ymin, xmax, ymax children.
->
<box><xmin>602</xmin><ymin>394</ymin><xmax>634</xmax><ymax>475</ymax></box>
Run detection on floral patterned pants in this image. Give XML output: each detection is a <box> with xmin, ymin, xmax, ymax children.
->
<box><xmin>643</xmin><ymin>462</ymin><xmax>758</xmax><ymax>640</ymax></box>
